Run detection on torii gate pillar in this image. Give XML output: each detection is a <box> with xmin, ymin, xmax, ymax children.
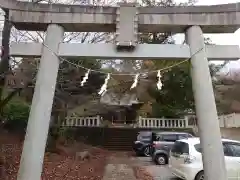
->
<box><xmin>186</xmin><ymin>25</ymin><xmax>227</xmax><ymax>180</ymax></box>
<box><xmin>3</xmin><ymin>1</ymin><xmax>240</xmax><ymax>180</ymax></box>
<box><xmin>17</xmin><ymin>24</ymin><xmax>64</xmax><ymax>180</ymax></box>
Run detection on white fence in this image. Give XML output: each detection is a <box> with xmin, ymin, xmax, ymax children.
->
<box><xmin>218</xmin><ymin>113</ymin><xmax>240</xmax><ymax>128</ymax></box>
<box><xmin>63</xmin><ymin>116</ymin><xmax>101</xmax><ymax>127</ymax></box>
<box><xmin>63</xmin><ymin>115</ymin><xmax>189</xmax><ymax>128</ymax></box>
<box><xmin>138</xmin><ymin>116</ymin><xmax>189</xmax><ymax>128</ymax></box>
<box><xmin>63</xmin><ymin>113</ymin><xmax>240</xmax><ymax>129</ymax></box>
<box><xmin>137</xmin><ymin>113</ymin><xmax>240</xmax><ymax>129</ymax></box>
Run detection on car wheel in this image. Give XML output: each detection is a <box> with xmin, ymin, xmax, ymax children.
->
<box><xmin>195</xmin><ymin>171</ymin><xmax>204</xmax><ymax>180</ymax></box>
<box><xmin>155</xmin><ymin>154</ymin><xmax>167</xmax><ymax>165</ymax></box>
<box><xmin>143</xmin><ymin>146</ymin><xmax>150</xmax><ymax>157</ymax></box>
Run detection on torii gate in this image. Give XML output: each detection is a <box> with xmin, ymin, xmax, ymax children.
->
<box><xmin>1</xmin><ymin>1</ymin><xmax>240</xmax><ymax>180</ymax></box>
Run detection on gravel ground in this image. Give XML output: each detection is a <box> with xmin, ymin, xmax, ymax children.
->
<box><xmin>103</xmin><ymin>164</ymin><xmax>136</xmax><ymax>180</ymax></box>
<box><xmin>132</xmin><ymin>157</ymin><xmax>179</xmax><ymax>180</ymax></box>
<box><xmin>102</xmin><ymin>155</ymin><xmax>155</xmax><ymax>180</ymax></box>
<box><xmin>144</xmin><ymin>165</ymin><xmax>179</xmax><ymax>180</ymax></box>
<box><xmin>133</xmin><ymin>166</ymin><xmax>153</xmax><ymax>180</ymax></box>
<box><xmin>102</xmin><ymin>156</ymin><xmax>179</xmax><ymax>180</ymax></box>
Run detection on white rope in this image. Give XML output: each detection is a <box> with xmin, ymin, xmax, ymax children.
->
<box><xmin>157</xmin><ymin>70</ymin><xmax>163</xmax><ymax>90</ymax></box>
<box><xmin>130</xmin><ymin>73</ymin><xmax>139</xmax><ymax>89</ymax></box>
<box><xmin>98</xmin><ymin>73</ymin><xmax>110</xmax><ymax>96</ymax></box>
<box><xmin>80</xmin><ymin>69</ymin><xmax>90</xmax><ymax>86</ymax></box>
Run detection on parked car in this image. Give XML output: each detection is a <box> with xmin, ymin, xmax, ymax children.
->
<box><xmin>169</xmin><ymin>137</ymin><xmax>240</xmax><ymax>180</ymax></box>
<box><xmin>133</xmin><ymin>131</ymin><xmax>156</xmax><ymax>156</ymax></box>
<box><xmin>151</xmin><ymin>132</ymin><xmax>194</xmax><ymax>165</ymax></box>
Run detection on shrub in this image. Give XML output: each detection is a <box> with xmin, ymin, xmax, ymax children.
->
<box><xmin>2</xmin><ymin>100</ymin><xmax>30</xmax><ymax>131</ymax></box>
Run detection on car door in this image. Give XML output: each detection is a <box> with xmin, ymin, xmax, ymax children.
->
<box><xmin>170</xmin><ymin>141</ymin><xmax>189</xmax><ymax>168</ymax></box>
<box><xmin>161</xmin><ymin>134</ymin><xmax>178</xmax><ymax>152</ymax></box>
<box><xmin>221</xmin><ymin>143</ymin><xmax>238</xmax><ymax>179</ymax></box>
<box><xmin>134</xmin><ymin>131</ymin><xmax>152</xmax><ymax>152</ymax></box>
<box><xmin>224</xmin><ymin>142</ymin><xmax>240</xmax><ymax>179</ymax></box>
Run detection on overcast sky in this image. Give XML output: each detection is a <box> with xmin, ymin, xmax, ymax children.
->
<box><xmin>174</xmin><ymin>0</ymin><xmax>240</xmax><ymax>46</ymax></box>
<box><xmin>1</xmin><ymin>0</ymin><xmax>240</xmax><ymax>69</ymax></box>
<box><xmin>174</xmin><ymin>0</ymin><xmax>240</xmax><ymax>68</ymax></box>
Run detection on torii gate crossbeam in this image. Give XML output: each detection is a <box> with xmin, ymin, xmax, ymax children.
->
<box><xmin>3</xmin><ymin>1</ymin><xmax>240</xmax><ymax>33</ymax></box>
<box><xmin>1</xmin><ymin>1</ymin><xmax>239</xmax><ymax>180</ymax></box>
<box><xmin>9</xmin><ymin>42</ymin><xmax>240</xmax><ymax>60</ymax></box>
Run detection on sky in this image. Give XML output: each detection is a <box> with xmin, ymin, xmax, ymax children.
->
<box><xmin>174</xmin><ymin>0</ymin><xmax>240</xmax><ymax>69</ymax></box>
<box><xmin>1</xmin><ymin>0</ymin><xmax>240</xmax><ymax>69</ymax></box>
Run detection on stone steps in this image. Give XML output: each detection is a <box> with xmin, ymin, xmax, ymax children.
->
<box><xmin>102</xmin><ymin>129</ymin><xmax>136</xmax><ymax>151</ymax></box>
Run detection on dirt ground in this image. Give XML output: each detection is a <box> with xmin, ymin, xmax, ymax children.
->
<box><xmin>0</xmin><ymin>130</ymin><xmax>109</xmax><ymax>180</ymax></box>
<box><xmin>0</xmin><ymin>130</ymin><xmax>153</xmax><ymax>180</ymax></box>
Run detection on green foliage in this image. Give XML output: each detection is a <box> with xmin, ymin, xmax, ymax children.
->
<box><xmin>149</xmin><ymin>63</ymin><xmax>194</xmax><ymax>117</ymax></box>
<box><xmin>2</xmin><ymin>100</ymin><xmax>30</xmax><ymax>131</ymax></box>
<box><xmin>148</xmin><ymin>61</ymin><xmax>228</xmax><ymax>117</ymax></box>
<box><xmin>56</xmin><ymin>57</ymin><xmax>105</xmax><ymax>97</ymax></box>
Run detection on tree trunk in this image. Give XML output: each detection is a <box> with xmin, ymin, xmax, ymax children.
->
<box><xmin>0</xmin><ymin>10</ymin><xmax>12</xmax><ymax>100</ymax></box>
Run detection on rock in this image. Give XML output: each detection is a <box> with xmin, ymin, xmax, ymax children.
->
<box><xmin>76</xmin><ymin>151</ymin><xmax>91</xmax><ymax>161</ymax></box>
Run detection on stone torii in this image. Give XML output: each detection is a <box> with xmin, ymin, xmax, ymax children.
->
<box><xmin>1</xmin><ymin>0</ymin><xmax>240</xmax><ymax>180</ymax></box>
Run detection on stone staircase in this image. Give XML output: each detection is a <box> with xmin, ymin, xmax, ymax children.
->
<box><xmin>102</xmin><ymin>128</ymin><xmax>137</xmax><ymax>151</ymax></box>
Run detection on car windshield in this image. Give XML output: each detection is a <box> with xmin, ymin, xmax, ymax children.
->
<box><xmin>171</xmin><ymin>141</ymin><xmax>189</xmax><ymax>155</ymax></box>
<box><xmin>178</xmin><ymin>133</ymin><xmax>193</xmax><ymax>140</ymax></box>
<box><xmin>137</xmin><ymin>132</ymin><xmax>152</xmax><ymax>140</ymax></box>
<box><xmin>194</xmin><ymin>142</ymin><xmax>230</xmax><ymax>156</ymax></box>
<box><xmin>139</xmin><ymin>136</ymin><xmax>151</xmax><ymax>139</ymax></box>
